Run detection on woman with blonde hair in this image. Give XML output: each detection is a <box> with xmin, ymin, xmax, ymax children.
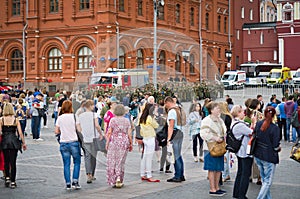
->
<box><xmin>0</xmin><ymin>102</ymin><xmax>27</xmax><ymax>188</ymax></box>
<box><xmin>106</xmin><ymin>104</ymin><xmax>132</xmax><ymax>188</ymax></box>
<box><xmin>219</xmin><ymin>102</ymin><xmax>232</xmax><ymax>183</ymax></box>
<box><xmin>231</xmin><ymin>105</ymin><xmax>256</xmax><ymax>199</ymax></box>
<box><xmin>200</xmin><ymin>102</ymin><xmax>227</xmax><ymax>196</ymax></box>
<box><xmin>76</xmin><ymin>100</ymin><xmax>103</xmax><ymax>184</ymax></box>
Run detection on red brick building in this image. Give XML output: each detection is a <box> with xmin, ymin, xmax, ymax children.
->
<box><xmin>233</xmin><ymin>0</ymin><xmax>260</xmax><ymax>68</ymax></box>
<box><xmin>276</xmin><ymin>0</ymin><xmax>300</xmax><ymax>70</ymax></box>
<box><xmin>0</xmin><ymin>0</ymin><xmax>231</xmax><ymax>91</ymax></box>
<box><xmin>242</xmin><ymin>22</ymin><xmax>278</xmax><ymax>64</ymax></box>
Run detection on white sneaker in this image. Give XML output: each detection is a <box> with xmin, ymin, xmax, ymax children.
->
<box><xmin>36</xmin><ymin>138</ymin><xmax>44</xmax><ymax>141</ymax></box>
<box><xmin>43</xmin><ymin>126</ymin><xmax>48</xmax><ymax>128</ymax></box>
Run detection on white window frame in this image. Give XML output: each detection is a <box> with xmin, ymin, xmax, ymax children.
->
<box><xmin>241</xmin><ymin>7</ymin><xmax>245</xmax><ymax>19</ymax></box>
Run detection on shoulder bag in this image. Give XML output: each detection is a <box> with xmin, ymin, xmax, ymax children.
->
<box><xmin>73</xmin><ymin>114</ymin><xmax>85</xmax><ymax>153</ymax></box>
<box><xmin>92</xmin><ymin>113</ymin><xmax>107</xmax><ymax>153</ymax></box>
<box><xmin>205</xmin><ymin>118</ymin><xmax>226</xmax><ymax>157</ymax></box>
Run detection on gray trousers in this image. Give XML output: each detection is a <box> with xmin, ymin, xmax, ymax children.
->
<box><xmin>83</xmin><ymin>142</ymin><xmax>97</xmax><ymax>176</ymax></box>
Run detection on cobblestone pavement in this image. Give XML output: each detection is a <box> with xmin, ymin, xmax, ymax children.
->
<box><xmin>0</xmin><ymin>100</ymin><xmax>299</xmax><ymax>199</ymax></box>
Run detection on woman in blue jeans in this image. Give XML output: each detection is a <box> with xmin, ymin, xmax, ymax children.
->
<box><xmin>253</xmin><ymin>106</ymin><xmax>281</xmax><ymax>199</ymax></box>
<box><xmin>55</xmin><ymin>100</ymin><xmax>81</xmax><ymax>190</ymax></box>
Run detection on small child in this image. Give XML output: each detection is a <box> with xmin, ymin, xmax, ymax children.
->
<box><xmin>15</xmin><ymin>104</ymin><xmax>26</xmax><ymax>136</ymax></box>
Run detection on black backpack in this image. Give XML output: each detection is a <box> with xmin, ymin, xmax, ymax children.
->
<box><xmin>226</xmin><ymin>122</ymin><xmax>244</xmax><ymax>153</ymax></box>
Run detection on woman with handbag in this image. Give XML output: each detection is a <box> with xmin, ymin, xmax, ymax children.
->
<box><xmin>0</xmin><ymin>102</ymin><xmax>27</xmax><ymax>189</ymax></box>
<box><xmin>76</xmin><ymin>100</ymin><xmax>103</xmax><ymax>184</ymax></box>
<box><xmin>106</xmin><ymin>104</ymin><xmax>132</xmax><ymax>188</ymax></box>
<box><xmin>200</xmin><ymin>102</ymin><xmax>227</xmax><ymax>196</ymax></box>
<box><xmin>230</xmin><ymin>105</ymin><xmax>256</xmax><ymax>199</ymax></box>
<box><xmin>253</xmin><ymin>106</ymin><xmax>281</xmax><ymax>199</ymax></box>
<box><xmin>139</xmin><ymin>103</ymin><xmax>160</xmax><ymax>182</ymax></box>
<box><xmin>55</xmin><ymin>100</ymin><xmax>81</xmax><ymax>190</ymax></box>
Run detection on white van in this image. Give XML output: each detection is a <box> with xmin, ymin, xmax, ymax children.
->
<box><xmin>221</xmin><ymin>70</ymin><xmax>246</xmax><ymax>89</ymax></box>
<box><xmin>293</xmin><ymin>68</ymin><xmax>300</xmax><ymax>84</ymax></box>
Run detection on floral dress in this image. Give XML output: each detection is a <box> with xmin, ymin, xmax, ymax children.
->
<box><xmin>106</xmin><ymin>117</ymin><xmax>131</xmax><ymax>186</ymax></box>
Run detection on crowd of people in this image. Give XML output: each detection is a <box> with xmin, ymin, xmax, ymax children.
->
<box><xmin>0</xmin><ymin>86</ymin><xmax>298</xmax><ymax>199</ymax></box>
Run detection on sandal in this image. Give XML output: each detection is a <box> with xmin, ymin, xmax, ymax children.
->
<box><xmin>10</xmin><ymin>182</ymin><xmax>16</xmax><ymax>189</ymax></box>
<box><xmin>5</xmin><ymin>177</ymin><xmax>10</xmax><ymax>187</ymax></box>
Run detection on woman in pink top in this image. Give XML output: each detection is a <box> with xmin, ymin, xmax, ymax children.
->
<box><xmin>103</xmin><ymin>98</ymin><xmax>118</xmax><ymax>137</ymax></box>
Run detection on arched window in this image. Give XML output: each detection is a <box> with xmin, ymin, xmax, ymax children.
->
<box><xmin>190</xmin><ymin>8</ymin><xmax>194</xmax><ymax>26</ymax></box>
<box><xmin>189</xmin><ymin>54</ymin><xmax>195</xmax><ymax>74</ymax></box>
<box><xmin>224</xmin><ymin>17</ymin><xmax>227</xmax><ymax>33</ymax></box>
<box><xmin>119</xmin><ymin>0</ymin><xmax>125</xmax><ymax>12</ymax></box>
<box><xmin>138</xmin><ymin>0</ymin><xmax>143</xmax><ymax>16</ymax></box>
<box><xmin>205</xmin><ymin>13</ymin><xmax>209</xmax><ymax>30</ymax></box>
<box><xmin>77</xmin><ymin>46</ymin><xmax>92</xmax><ymax>69</ymax></box>
<box><xmin>282</xmin><ymin>3</ymin><xmax>293</xmax><ymax>22</ymax></box>
<box><xmin>137</xmin><ymin>49</ymin><xmax>144</xmax><ymax>69</ymax></box>
<box><xmin>11</xmin><ymin>49</ymin><xmax>23</xmax><ymax>71</ymax></box>
<box><xmin>48</xmin><ymin>48</ymin><xmax>62</xmax><ymax>70</ymax></box>
<box><xmin>175</xmin><ymin>53</ymin><xmax>181</xmax><ymax>72</ymax></box>
<box><xmin>159</xmin><ymin>50</ymin><xmax>166</xmax><ymax>71</ymax></box>
<box><xmin>217</xmin><ymin>15</ymin><xmax>221</xmax><ymax>32</ymax></box>
<box><xmin>119</xmin><ymin>47</ymin><xmax>125</xmax><ymax>69</ymax></box>
<box><xmin>176</xmin><ymin>4</ymin><xmax>180</xmax><ymax>23</ymax></box>
<box><xmin>157</xmin><ymin>2</ymin><xmax>164</xmax><ymax>20</ymax></box>
<box><xmin>50</xmin><ymin>0</ymin><xmax>59</xmax><ymax>13</ymax></box>
<box><xmin>12</xmin><ymin>0</ymin><xmax>21</xmax><ymax>16</ymax></box>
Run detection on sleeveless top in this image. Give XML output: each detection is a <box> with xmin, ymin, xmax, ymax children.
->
<box><xmin>1</xmin><ymin>117</ymin><xmax>20</xmax><ymax>150</ymax></box>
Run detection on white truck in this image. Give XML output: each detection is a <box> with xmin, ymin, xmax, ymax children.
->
<box><xmin>221</xmin><ymin>70</ymin><xmax>246</xmax><ymax>89</ymax></box>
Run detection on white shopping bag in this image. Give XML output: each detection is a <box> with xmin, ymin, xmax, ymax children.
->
<box><xmin>166</xmin><ymin>144</ymin><xmax>175</xmax><ymax>164</ymax></box>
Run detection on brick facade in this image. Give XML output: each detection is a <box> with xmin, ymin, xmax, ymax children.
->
<box><xmin>0</xmin><ymin>0</ymin><xmax>231</xmax><ymax>91</ymax></box>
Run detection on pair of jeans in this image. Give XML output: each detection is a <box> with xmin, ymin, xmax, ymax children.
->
<box><xmin>54</xmin><ymin>111</ymin><xmax>58</xmax><ymax>125</ymax></box>
<box><xmin>233</xmin><ymin>156</ymin><xmax>253</xmax><ymax>199</ymax></box>
<box><xmin>286</xmin><ymin>118</ymin><xmax>291</xmax><ymax>142</ymax></box>
<box><xmin>83</xmin><ymin>143</ymin><xmax>97</xmax><ymax>176</ymax></box>
<box><xmin>3</xmin><ymin>149</ymin><xmax>18</xmax><ymax>182</ymax></box>
<box><xmin>19</xmin><ymin>119</ymin><xmax>26</xmax><ymax>135</ymax></box>
<box><xmin>277</xmin><ymin>117</ymin><xmax>286</xmax><ymax>141</ymax></box>
<box><xmin>140</xmin><ymin>137</ymin><xmax>155</xmax><ymax>178</ymax></box>
<box><xmin>60</xmin><ymin>141</ymin><xmax>81</xmax><ymax>184</ymax></box>
<box><xmin>31</xmin><ymin>116</ymin><xmax>41</xmax><ymax>139</ymax></box>
<box><xmin>292</xmin><ymin>127</ymin><xmax>298</xmax><ymax>142</ymax></box>
<box><xmin>192</xmin><ymin>133</ymin><xmax>203</xmax><ymax>157</ymax></box>
<box><xmin>255</xmin><ymin>157</ymin><xmax>276</xmax><ymax>199</ymax></box>
<box><xmin>171</xmin><ymin>134</ymin><xmax>184</xmax><ymax>179</ymax></box>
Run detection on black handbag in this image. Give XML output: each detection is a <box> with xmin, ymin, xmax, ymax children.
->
<box><xmin>73</xmin><ymin>115</ymin><xmax>85</xmax><ymax>154</ymax></box>
<box><xmin>156</xmin><ymin>123</ymin><xmax>168</xmax><ymax>147</ymax></box>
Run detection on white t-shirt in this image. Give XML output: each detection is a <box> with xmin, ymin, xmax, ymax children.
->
<box><xmin>167</xmin><ymin>109</ymin><xmax>182</xmax><ymax>130</ymax></box>
<box><xmin>56</xmin><ymin>114</ymin><xmax>78</xmax><ymax>143</ymax></box>
<box><xmin>78</xmin><ymin>112</ymin><xmax>99</xmax><ymax>143</ymax></box>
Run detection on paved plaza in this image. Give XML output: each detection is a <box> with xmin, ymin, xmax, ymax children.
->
<box><xmin>1</xmin><ymin>96</ymin><xmax>300</xmax><ymax>199</ymax></box>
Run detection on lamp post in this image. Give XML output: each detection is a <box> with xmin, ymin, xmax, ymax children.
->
<box><xmin>225</xmin><ymin>50</ymin><xmax>232</xmax><ymax>70</ymax></box>
<box><xmin>153</xmin><ymin>0</ymin><xmax>164</xmax><ymax>90</ymax></box>
<box><xmin>182</xmin><ymin>50</ymin><xmax>190</xmax><ymax>79</ymax></box>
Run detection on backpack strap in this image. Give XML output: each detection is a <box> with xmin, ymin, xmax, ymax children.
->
<box><xmin>231</xmin><ymin>121</ymin><xmax>244</xmax><ymax>140</ymax></box>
